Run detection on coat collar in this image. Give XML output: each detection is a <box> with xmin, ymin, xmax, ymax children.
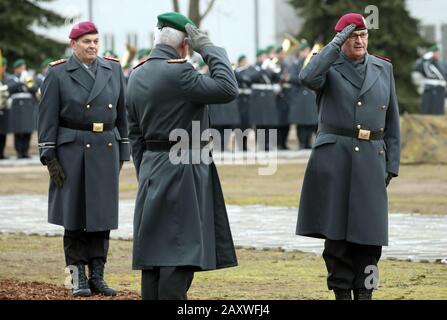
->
<box><xmin>149</xmin><ymin>44</ymin><xmax>182</xmax><ymax>60</ymax></box>
<box><xmin>359</xmin><ymin>54</ymin><xmax>383</xmax><ymax>96</ymax></box>
<box><xmin>66</xmin><ymin>55</ymin><xmax>112</xmax><ymax>102</ymax></box>
<box><xmin>333</xmin><ymin>54</ymin><xmax>364</xmax><ymax>89</ymax></box>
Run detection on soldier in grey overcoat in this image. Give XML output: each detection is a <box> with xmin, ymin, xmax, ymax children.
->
<box><xmin>38</xmin><ymin>21</ymin><xmax>130</xmax><ymax>297</ymax></box>
<box><xmin>296</xmin><ymin>13</ymin><xmax>400</xmax><ymax>300</ymax></box>
<box><xmin>0</xmin><ymin>57</ymin><xmax>11</xmax><ymax>159</ymax></box>
<box><xmin>126</xmin><ymin>12</ymin><xmax>238</xmax><ymax>300</ymax></box>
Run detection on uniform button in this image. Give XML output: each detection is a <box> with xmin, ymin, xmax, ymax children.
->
<box><xmin>108</xmin><ymin>104</ymin><xmax>113</xmax><ymax>109</ymax></box>
<box><xmin>354</xmin><ymin>146</ymin><xmax>360</xmax><ymax>152</ymax></box>
<box><xmin>379</xmin><ymin>150</ymin><xmax>385</xmax><ymax>155</ymax></box>
<box><xmin>357</xmin><ymin>101</ymin><xmax>362</xmax><ymax>107</ymax></box>
<box><xmin>379</xmin><ymin>128</ymin><xmax>384</xmax><ymax>133</ymax></box>
<box><xmin>381</xmin><ymin>105</ymin><xmax>387</xmax><ymax>110</ymax></box>
<box><xmin>357</xmin><ymin>124</ymin><xmax>362</xmax><ymax>129</ymax></box>
<box><xmin>86</xmin><ymin>144</ymin><xmax>91</xmax><ymax>148</ymax></box>
<box><xmin>107</xmin><ymin>142</ymin><xmax>113</xmax><ymax>147</ymax></box>
<box><xmin>86</xmin><ymin>104</ymin><xmax>91</xmax><ymax>109</ymax></box>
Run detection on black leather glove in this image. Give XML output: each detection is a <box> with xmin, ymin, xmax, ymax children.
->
<box><xmin>46</xmin><ymin>158</ymin><xmax>65</xmax><ymax>188</ymax></box>
<box><xmin>185</xmin><ymin>23</ymin><xmax>214</xmax><ymax>52</ymax></box>
<box><xmin>331</xmin><ymin>24</ymin><xmax>357</xmax><ymax>48</ymax></box>
<box><xmin>385</xmin><ymin>173</ymin><xmax>393</xmax><ymax>187</ymax></box>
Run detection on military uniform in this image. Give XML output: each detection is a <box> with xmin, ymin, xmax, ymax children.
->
<box><xmin>296</xmin><ymin>17</ymin><xmax>400</xmax><ymax>300</ymax></box>
<box><xmin>38</xmin><ymin>52</ymin><xmax>130</xmax><ymax>295</ymax></box>
<box><xmin>7</xmin><ymin>68</ymin><xmax>39</xmax><ymax>158</ymax></box>
<box><xmin>414</xmin><ymin>56</ymin><xmax>446</xmax><ymax>114</ymax></box>
<box><xmin>285</xmin><ymin>57</ymin><xmax>318</xmax><ymax>149</ymax></box>
<box><xmin>208</xmin><ymin>100</ymin><xmax>240</xmax><ymax>151</ymax></box>
<box><xmin>127</xmin><ymin>37</ymin><xmax>238</xmax><ymax>299</ymax></box>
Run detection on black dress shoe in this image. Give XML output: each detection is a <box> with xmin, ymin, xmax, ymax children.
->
<box><xmin>88</xmin><ymin>258</ymin><xmax>117</xmax><ymax>296</ymax></box>
<box><xmin>334</xmin><ymin>288</ymin><xmax>352</xmax><ymax>300</ymax></box>
<box><xmin>72</xmin><ymin>263</ymin><xmax>92</xmax><ymax>297</ymax></box>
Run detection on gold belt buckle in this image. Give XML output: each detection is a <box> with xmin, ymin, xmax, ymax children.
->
<box><xmin>93</xmin><ymin>123</ymin><xmax>104</xmax><ymax>132</ymax></box>
<box><xmin>358</xmin><ymin>129</ymin><xmax>371</xmax><ymax>140</ymax></box>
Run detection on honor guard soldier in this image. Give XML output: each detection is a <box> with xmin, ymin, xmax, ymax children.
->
<box><xmin>0</xmin><ymin>57</ymin><xmax>11</xmax><ymax>159</ymax></box>
<box><xmin>296</xmin><ymin>13</ymin><xmax>400</xmax><ymax>300</ymax></box>
<box><xmin>38</xmin><ymin>21</ymin><xmax>130</xmax><ymax>297</ymax></box>
<box><xmin>414</xmin><ymin>45</ymin><xmax>446</xmax><ymax>114</ymax></box>
<box><xmin>286</xmin><ymin>42</ymin><xmax>318</xmax><ymax>149</ymax></box>
<box><xmin>6</xmin><ymin>59</ymin><xmax>39</xmax><ymax>159</ymax></box>
<box><xmin>127</xmin><ymin>12</ymin><xmax>238</xmax><ymax>300</ymax></box>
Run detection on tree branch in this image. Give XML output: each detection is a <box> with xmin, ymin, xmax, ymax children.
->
<box><xmin>200</xmin><ymin>0</ymin><xmax>216</xmax><ymax>20</ymax></box>
<box><xmin>172</xmin><ymin>0</ymin><xmax>180</xmax><ymax>12</ymax></box>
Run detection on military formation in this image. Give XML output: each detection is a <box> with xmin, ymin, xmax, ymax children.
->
<box><xmin>2</xmin><ymin>8</ymin><xmax>444</xmax><ymax>301</ymax></box>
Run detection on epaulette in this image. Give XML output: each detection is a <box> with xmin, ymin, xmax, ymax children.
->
<box><xmin>133</xmin><ymin>59</ymin><xmax>148</xmax><ymax>70</ymax></box>
<box><xmin>167</xmin><ymin>59</ymin><xmax>187</xmax><ymax>64</ymax></box>
<box><xmin>49</xmin><ymin>59</ymin><xmax>67</xmax><ymax>67</ymax></box>
<box><xmin>373</xmin><ymin>54</ymin><xmax>391</xmax><ymax>63</ymax></box>
<box><xmin>104</xmin><ymin>56</ymin><xmax>120</xmax><ymax>63</ymax></box>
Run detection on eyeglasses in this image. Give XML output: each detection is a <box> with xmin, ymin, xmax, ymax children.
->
<box><xmin>348</xmin><ymin>32</ymin><xmax>369</xmax><ymax>41</ymax></box>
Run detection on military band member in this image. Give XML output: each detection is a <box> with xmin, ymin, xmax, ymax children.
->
<box><xmin>38</xmin><ymin>21</ymin><xmax>130</xmax><ymax>297</ymax></box>
<box><xmin>126</xmin><ymin>12</ymin><xmax>238</xmax><ymax>300</ymax></box>
<box><xmin>6</xmin><ymin>59</ymin><xmax>39</xmax><ymax>159</ymax></box>
<box><xmin>414</xmin><ymin>45</ymin><xmax>446</xmax><ymax>115</ymax></box>
<box><xmin>286</xmin><ymin>42</ymin><xmax>318</xmax><ymax>149</ymax></box>
<box><xmin>296</xmin><ymin>13</ymin><xmax>400</xmax><ymax>300</ymax></box>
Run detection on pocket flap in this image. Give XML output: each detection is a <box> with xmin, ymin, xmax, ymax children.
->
<box><xmin>312</xmin><ymin>134</ymin><xmax>337</xmax><ymax>148</ymax></box>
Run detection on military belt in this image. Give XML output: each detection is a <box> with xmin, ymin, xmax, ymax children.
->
<box><xmin>318</xmin><ymin>123</ymin><xmax>383</xmax><ymax>141</ymax></box>
<box><xmin>424</xmin><ymin>79</ymin><xmax>446</xmax><ymax>87</ymax></box>
<box><xmin>239</xmin><ymin>88</ymin><xmax>252</xmax><ymax>95</ymax></box>
<box><xmin>59</xmin><ymin>119</ymin><xmax>114</xmax><ymax>132</ymax></box>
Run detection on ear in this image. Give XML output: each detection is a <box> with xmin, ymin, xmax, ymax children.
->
<box><xmin>70</xmin><ymin>39</ymin><xmax>76</xmax><ymax>49</ymax></box>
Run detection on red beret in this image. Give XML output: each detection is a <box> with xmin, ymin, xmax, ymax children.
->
<box><xmin>334</xmin><ymin>13</ymin><xmax>367</xmax><ymax>32</ymax></box>
<box><xmin>69</xmin><ymin>21</ymin><xmax>98</xmax><ymax>40</ymax></box>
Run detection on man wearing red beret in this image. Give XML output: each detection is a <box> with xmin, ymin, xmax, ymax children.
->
<box><xmin>296</xmin><ymin>13</ymin><xmax>400</xmax><ymax>300</ymax></box>
<box><xmin>38</xmin><ymin>21</ymin><xmax>130</xmax><ymax>297</ymax></box>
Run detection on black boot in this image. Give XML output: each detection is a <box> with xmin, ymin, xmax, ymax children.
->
<box><xmin>88</xmin><ymin>258</ymin><xmax>117</xmax><ymax>296</ymax></box>
<box><xmin>333</xmin><ymin>289</ymin><xmax>352</xmax><ymax>300</ymax></box>
<box><xmin>353</xmin><ymin>288</ymin><xmax>373</xmax><ymax>300</ymax></box>
<box><xmin>72</xmin><ymin>263</ymin><xmax>92</xmax><ymax>297</ymax></box>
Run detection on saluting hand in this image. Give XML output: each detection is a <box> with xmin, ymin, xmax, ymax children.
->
<box><xmin>46</xmin><ymin>158</ymin><xmax>65</xmax><ymax>188</ymax></box>
<box><xmin>331</xmin><ymin>24</ymin><xmax>357</xmax><ymax>49</ymax></box>
<box><xmin>185</xmin><ymin>23</ymin><xmax>214</xmax><ymax>53</ymax></box>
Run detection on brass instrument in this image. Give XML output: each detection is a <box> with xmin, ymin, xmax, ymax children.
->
<box><xmin>303</xmin><ymin>42</ymin><xmax>323</xmax><ymax>67</ymax></box>
<box><xmin>19</xmin><ymin>70</ymin><xmax>36</xmax><ymax>89</ymax></box>
<box><xmin>120</xmin><ymin>44</ymin><xmax>137</xmax><ymax>68</ymax></box>
<box><xmin>0</xmin><ymin>85</ymin><xmax>8</xmax><ymax>111</ymax></box>
<box><xmin>281</xmin><ymin>33</ymin><xmax>300</xmax><ymax>55</ymax></box>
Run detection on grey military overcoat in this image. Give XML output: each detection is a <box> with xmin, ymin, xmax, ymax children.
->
<box><xmin>296</xmin><ymin>43</ymin><xmax>400</xmax><ymax>246</ymax></box>
<box><xmin>126</xmin><ymin>44</ymin><xmax>238</xmax><ymax>271</ymax></box>
<box><xmin>38</xmin><ymin>55</ymin><xmax>130</xmax><ymax>231</ymax></box>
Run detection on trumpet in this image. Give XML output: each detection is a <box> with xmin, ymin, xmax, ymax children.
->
<box><xmin>121</xmin><ymin>44</ymin><xmax>137</xmax><ymax>68</ymax></box>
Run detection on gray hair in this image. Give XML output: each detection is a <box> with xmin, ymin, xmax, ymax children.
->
<box><xmin>154</xmin><ymin>26</ymin><xmax>186</xmax><ymax>48</ymax></box>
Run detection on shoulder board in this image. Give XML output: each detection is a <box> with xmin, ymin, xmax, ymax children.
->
<box><xmin>133</xmin><ymin>59</ymin><xmax>148</xmax><ymax>70</ymax></box>
<box><xmin>372</xmin><ymin>54</ymin><xmax>391</xmax><ymax>63</ymax></box>
<box><xmin>104</xmin><ymin>56</ymin><xmax>120</xmax><ymax>63</ymax></box>
<box><xmin>49</xmin><ymin>59</ymin><xmax>67</xmax><ymax>67</ymax></box>
<box><xmin>166</xmin><ymin>59</ymin><xmax>187</xmax><ymax>64</ymax></box>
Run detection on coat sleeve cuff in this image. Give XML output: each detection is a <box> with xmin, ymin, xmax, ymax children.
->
<box><xmin>119</xmin><ymin>140</ymin><xmax>131</xmax><ymax>161</ymax></box>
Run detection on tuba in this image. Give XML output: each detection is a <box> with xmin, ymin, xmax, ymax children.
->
<box><xmin>303</xmin><ymin>42</ymin><xmax>323</xmax><ymax>68</ymax></box>
<box><xmin>281</xmin><ymin>33</ymin><xmax>300</xmax><ymax>55</ymax></box>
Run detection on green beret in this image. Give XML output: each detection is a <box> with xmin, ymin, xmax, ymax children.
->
<box><xmin>137</xmin><ymin>48</ymin><xmax>150</xmax><ymax>60</ymax></box>
<box><xmin>429</xmin><ymin>44</ymin><xmax>440</xmax><ymax>52</ymax></box>
<box><xmin>299</xmin><ymin>42</ymin><xmax>311</xmax><ymax>51</ymax></box>
<box><xmin>157</xmin><ymin>12</ymin><xmax>196</xmax><ymax>33</ymax></box>
<box><xmin>2</xmin><ymin>57</ymin><xmax>6</xmax><ymax>66</ymax></box>
<box><xmin>13</xmin><ymin>59</ymin><xmax>26</xmax><ymax>69</ymax></box>
<box><xmin>275</xmin><ymin>46</ymin><xmax>283</xmax><ymax>53</ymax></box>
<box><xmin>238</xmin><ymin>55</ymin><xmax>247</xmax><ymax>63</ymax></box>
<box><xmin>266</xmin><ymin>45</ymin><xmax>275</xmax><ymax>52</ymax></box>
<box><xmin>198</xmin><ymin>59</ymin><xmax>206</xmax><ymax>67</ymax></box>
<box><xmin>103</xmin><ymin>50</ymin><xmax>118</xmax><ymax>58</ymax></box>
<box><xmin>256</xmin><ymin>49</ymin><xmax>266</xmax><ymax>58</ymax></box>
<box><xmin>41</xmin><ymin>58</ymin><xmax>53</xmax><ymax>69</ymax></box>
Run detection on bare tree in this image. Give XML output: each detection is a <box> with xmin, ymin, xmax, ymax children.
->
<box><xmin>172</xmin><ymin>0</ymin><xmax>217</xmax><ymax>27</ymax></box>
